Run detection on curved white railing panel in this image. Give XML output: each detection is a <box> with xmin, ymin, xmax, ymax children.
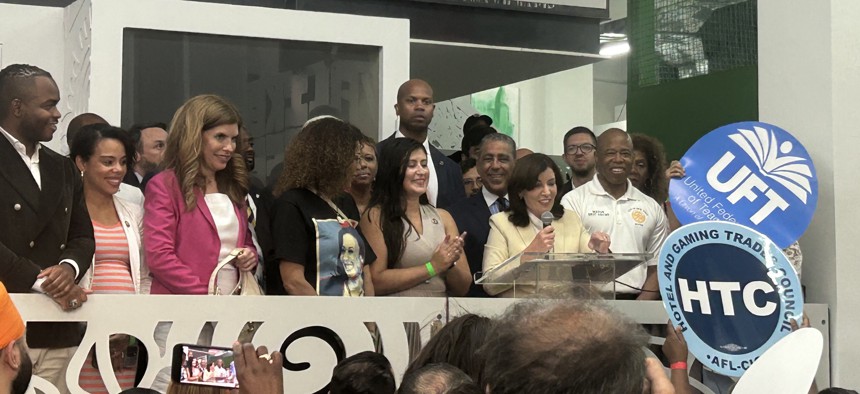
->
<box><xmin>12</xmin><ymin>295</ymin><xmax>829</xmax><ymax>394</ymax></box>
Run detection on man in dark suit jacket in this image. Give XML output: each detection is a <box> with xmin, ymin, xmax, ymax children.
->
<box><xmin>377</xmin><ymin>79</ymin><xmax>465</xmax><ymax>209</ymax></box>
<box><xmin>0</xmin><ymin>64</ymin><xmax>95</xmax><ymax>392</ymax></box>
<box><xmin>123</xmin><ymin>121</ymin><xmax>168</xmax><ymax>191</ymax></box>
<box><xmin>447</xmin><ymin>133</ymin><xmax>516</xmax><ymax>297</ymax></box>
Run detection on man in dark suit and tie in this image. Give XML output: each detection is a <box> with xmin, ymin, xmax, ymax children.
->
<box><xmin>377</xmin><ymin>79</ymin><xmax>465</xmax><ymax>209</ymax></box>
<box><xmin>123</xmin><ymin>121</ymin><xmax>168</xmax><ymax>190</ymax></box>
<box><xmin>447</xmin><ymin>132</ymin><xmax>516</xmax><ymax>297</ymax></box>
<box><xmin>0</xmin><ymin>64</ymin><xmax>95</xmax><ymax>392</ymax></box>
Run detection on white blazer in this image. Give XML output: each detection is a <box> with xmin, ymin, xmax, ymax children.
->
<box><xmin>482</xmin><ymin>209</ymin><xmax>592</xmax><ymax>297</ymax></box>
<box><xmin>80</xmin><ymin>190</ymin><xmax>151</xmax><ymax>294</ymax></box>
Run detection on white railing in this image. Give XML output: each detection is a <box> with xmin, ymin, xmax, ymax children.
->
<box><xmin>12</xmin><ymin>295</ymin><xmax>830</xmax><ymax>394</ymax></box>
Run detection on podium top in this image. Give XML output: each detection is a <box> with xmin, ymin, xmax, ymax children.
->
<box><xmin>476</xmin><ymin>252</ymin><xmax>651</xmax><ymax>286</ymax></box>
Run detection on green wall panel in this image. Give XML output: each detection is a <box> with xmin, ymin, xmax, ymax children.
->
<box><xmin>627</xmin><ymin>65</ymin><xmax>759</xmax><ymax>160</ymax></box>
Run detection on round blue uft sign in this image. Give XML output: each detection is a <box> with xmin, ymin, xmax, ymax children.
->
<box><xmin>658</xmin><ymin>221</ymin><xmax>803</xmax><ymax>377</ymax></box>
<box><xmin>669</xmin><ymin>121</ymin><xmax>818</xmax><ymax>249</ymax></box>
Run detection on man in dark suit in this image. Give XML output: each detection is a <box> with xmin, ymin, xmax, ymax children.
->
<box><xmin>377</xmin><ymin>79</ymin><xmax>465</xmax><ymax>209</ymax></box>
<box><xmin>0</xmin><ymin>64</ymin><xmax>94</xmax><ymax>392</ymax></box>
<box><xmin>447</xmin><ymin>132</ymin><xmax>516</xmax><ymax>297</ymax></box>
<box><xmin>123</xmin><ymin>121</ymin><xmax>168</xmax><ymax>190</ymax></box>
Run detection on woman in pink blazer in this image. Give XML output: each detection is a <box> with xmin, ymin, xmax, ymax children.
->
<box><xmin>144</xmin><ymin>94</ymin><xmax>257</xmax><ymax>295</ymax></box>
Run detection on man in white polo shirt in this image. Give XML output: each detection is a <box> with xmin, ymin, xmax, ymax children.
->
<box><xmin>561</xmin><ymin>128</ymin><xmax>667</xmax><ymax>300</ymax></box>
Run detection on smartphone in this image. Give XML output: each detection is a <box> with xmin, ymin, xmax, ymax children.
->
<box><xmin>171</xmin><ymin>343</ymin><xmax>239</xmax><ymax>389</ymax></box>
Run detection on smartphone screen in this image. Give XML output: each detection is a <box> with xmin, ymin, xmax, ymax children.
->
<box><xmin>172</xmin><ymin>344</ymin><xmax>239</xmax><ymax>389</ymax></box>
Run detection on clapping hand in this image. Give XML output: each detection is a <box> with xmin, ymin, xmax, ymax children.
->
<box><xmin>588</xmin><ymin>231</ymin><xmax>611</xmax><ymax>253</ymax></box>
<box><xmin>430</xmin><ymin>234</ymin><xmax>463</xmax><ymax>274</ymax></box>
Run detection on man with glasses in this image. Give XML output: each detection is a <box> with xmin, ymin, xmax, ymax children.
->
<box><xmin>557</xmin><ymin>127</ymin><xmax>598</xmax><ymax>205</ymax></box>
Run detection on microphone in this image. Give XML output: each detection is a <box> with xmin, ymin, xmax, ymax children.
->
<box><xmin>540</xmin><ymin>211</ymin><xmax>554</xmax><ymax>228</ymax></box>
<box><xmin>540</xmin><ymin>211</ymin><xmax>554</xmax><ymax>258</ymax></box>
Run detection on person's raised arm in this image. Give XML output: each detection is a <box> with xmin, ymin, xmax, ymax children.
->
<box><xmin>233</xmin><ymin>342</ymin><xmax>283</xmax><ymax>394</ymax></box>
<box><xmin>663</xmin><ymin>324</ymin><xmax>692</xmax><ymax>394</ymax></box>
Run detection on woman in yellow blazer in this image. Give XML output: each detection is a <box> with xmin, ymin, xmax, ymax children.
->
<box><xmin>482</xmin><ymin>154</ymin><xmax>610</xmax><ymax>297</ymax></box>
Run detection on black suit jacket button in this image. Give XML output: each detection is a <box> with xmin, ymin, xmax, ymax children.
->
<box><xmin>64</xmin><ymin>207</ymin><xmax>69</xmax><ymax>214</ymax></box>
<box><xmin>13</xmin><ymin>203</ymin><xmax>21</xmax><ymax>211</ymax></box>
<box><xmin>29</xmin><ymin>241</ymin><xmax>35</xmax><ymax>248</ymax></box>
<box><xmin>59</xmin><ymin>244</ymin><xmax>66</xmax><ymax>250</ymax></box>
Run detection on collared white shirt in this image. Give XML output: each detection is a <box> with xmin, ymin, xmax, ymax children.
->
<box><xmin>0</xmin><ymin>125</ymin><xmax>80</xmax><ymax>290</ymax></box>
<box><xmin>0</xmin><ymin>126</ymin><xmax>42</xmax><ymax>189</ymax></box>
<box><xmin>527</xmin><ymin>211</ymin><xmax>544</xmax><ymax>234</ymax></box>
<box><xmin>482</xmin><ymin>187</ymin><xmax>509</xmax><ymax>212</ymax></box>
<box><xmin>560</xmin><ymin>175</ymin><xmax>668</xmax><ymax>293</ymax></box>
<box><xmin>395</xmin><ymin>129</ymin><xmax>439</xmax><ymax>206</ymax></box>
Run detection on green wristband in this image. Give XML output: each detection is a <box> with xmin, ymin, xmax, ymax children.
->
<box><xmin>425</xmin><ymin>262</ymin><xmax>437</xmax><ymax>278</ymax></box>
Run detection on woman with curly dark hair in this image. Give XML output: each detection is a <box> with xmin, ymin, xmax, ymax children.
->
<box><xmin>270</xmin><ymin>116</ymin><xmax>375</xmax><ymax>296</ymax></box>
<box><xmin>629</xmin><ymin>133</ymin><xmax>669</xmax><ymax>203</ymax></box>
<box><xmin>629</xmin><ymin>133</ymin><xmax>684</xmax><ymax>232</ymax></box>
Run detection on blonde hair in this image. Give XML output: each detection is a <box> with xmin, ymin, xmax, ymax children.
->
<box><xmin>161</xmin><ymin>94</ymin><xmax>248</xmax><ymax>210</ymax></box>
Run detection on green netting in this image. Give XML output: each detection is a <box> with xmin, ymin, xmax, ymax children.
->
<box><xmin>629</xmin><ymin>0</ymin><xmax>757</xmax><ymax>88</ymax></box>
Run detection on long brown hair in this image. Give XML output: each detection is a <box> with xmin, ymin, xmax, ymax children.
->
<box><xmin>161</xmin><ymin>94</ymin><xmax>248</xmax><ymax>210</ymax></box>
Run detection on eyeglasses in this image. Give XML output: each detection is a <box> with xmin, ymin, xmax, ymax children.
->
<box><xmin>565</xmin><ymin>143</ymin><xmax>596</xmax><ymax>155</ymax></box>
<box><xmin>464</xmin><ymin>177</ymin><xmax>482</xmax><ymax>187</ymax></box>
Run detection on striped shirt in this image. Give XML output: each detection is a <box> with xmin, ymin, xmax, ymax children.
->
<box><xmin>80</xmin><ymin>221</ymin><xmax>137</xmax><ymax>393</ymax></box>
<box><xmin>91</xmin><ymin>221</ymin><xmax>135</xmax><ymax>294</ymax></box>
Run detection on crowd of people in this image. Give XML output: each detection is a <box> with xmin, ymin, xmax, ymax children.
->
<box><xmin>0</xmin><ymin>60</ymin><xmax>827</xmax><ymax>394</ymax></box>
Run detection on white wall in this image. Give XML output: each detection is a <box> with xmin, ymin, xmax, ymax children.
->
<box><xmin>0</xmin><ymin>3</ymin><xmax>66</xmax><ymax>152</ymax></box>
<box><xmin>593</xmin><ymin>55</ymin><xmax>628</xmax><ymax>126</ymax></box>
<box><xmin>513</xmin><ymin>65</ymin><xmax>594</xmax><ymax>155</ymax></box>
<box><xmin>759</xmin><ymin>0</ymin><xmax>860</xmax><ymax>388</ymax></box>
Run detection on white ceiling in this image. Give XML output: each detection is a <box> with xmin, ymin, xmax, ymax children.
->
<box><xmin>410</xmin><ymin>39</ymin><xmax>607</xmax><ymax>101</ymax></box>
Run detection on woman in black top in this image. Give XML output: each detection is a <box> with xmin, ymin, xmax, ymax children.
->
<box><xmin>269</xmin><ymin>117</ymin><xmax>375</xmax><ymax>296</ymax></box>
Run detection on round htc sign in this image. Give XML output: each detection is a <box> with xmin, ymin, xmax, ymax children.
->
<box><xmin>658</xmin><ymin>221</ymin><xmax>803</xmax><ymax>377</ymax></box>
<box><xmin>669</xmin><ymin>121</ymin><xmax>817</xmax><ymax>248</ymax></box>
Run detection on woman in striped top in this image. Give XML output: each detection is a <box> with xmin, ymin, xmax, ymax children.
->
<box><xmin>71</xmin><ymin>123</ymin><xmax>149</xmax><ymax>393</ymax></box>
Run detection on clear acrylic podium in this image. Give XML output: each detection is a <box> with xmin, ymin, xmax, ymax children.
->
<box><xmin>475</xmin><ymin>252</ymin><xmax>651</xmax><ymax>299</ymax></box>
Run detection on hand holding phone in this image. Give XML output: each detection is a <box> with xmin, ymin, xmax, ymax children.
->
<box><xmin>233</xmin><ymin>342</ymin><xmax>283</xmax><ymax>394</ymax></box>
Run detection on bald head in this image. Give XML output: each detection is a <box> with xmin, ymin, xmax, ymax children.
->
<box><xmin>397</xmin><ymin>79</ymin><xmax>433</xmax><ymax>101</ymax></box>
<box><xmin>597</xmin><ymin>128</ymin><xmax>632</xmax><ymax>150</ymax></box>
<box><xmin>396</xmin><ymin>79</ymin><xmax>435</xmax><ymax>137</ymax></box>
<box><xmin>66</xmin><ymin>113</ymin><xmax>108</xmax><ymax>149</ymax></box>
<box><xmin>515</xmin><ymin>148</ymin><xmax>533</xmax><ymax>159</ymax></box>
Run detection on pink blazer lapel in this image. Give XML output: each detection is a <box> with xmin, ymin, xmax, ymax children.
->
<box><xmin>195</xmin><ymin>191</ymin><xmax>217</xmax><ymax>233</ymax></box>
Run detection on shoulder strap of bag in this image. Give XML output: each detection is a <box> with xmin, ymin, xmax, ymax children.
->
<box><xmin>208</xmin><ymin>248</ymin><xmax>243</xmax><ymax>295</ymax></box>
